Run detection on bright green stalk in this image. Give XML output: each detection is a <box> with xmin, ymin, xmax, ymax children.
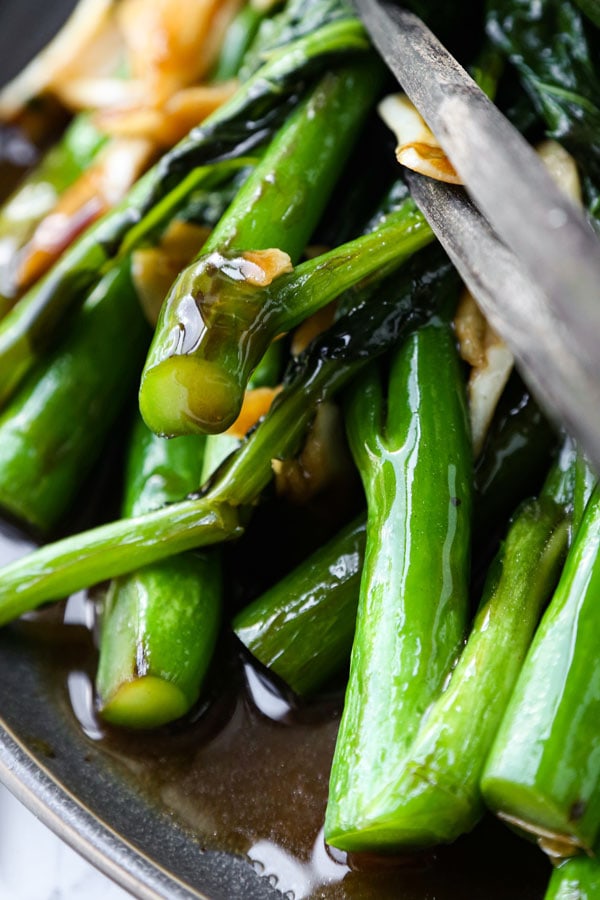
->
<box><xmin>545</xmin><ymin>856</ymin><xmax>600</xmax><ymax>900</ymax></box>
<box><xmin>543</xmin><ymin>436</ymin><xmax>578</xmax><ymax>513</ymax></box>
<box><xmin>356</xmin><ymin>490</ymin><xmax>567</xmax><ymax>850</ymax></box>
<box><xmin>97</xmin><ymin>553</ymin><xmax>221</xmax><ymax>729</ymax></box>
<box><xmin>120</xmin><ymin>419</ymin><xmax>206</xmax><ymax>520</ymax></box>
<box><xmin>199</xmin><ymin>339</ymin><xmax>286</xmax><ymax>481</ymax></box>
<box><xmin>233</xmin><ymin>434</ymin><xmax>575</xmax><ymax>705</ymax></box>
<box><xmin>0</xmin><ymin>247</ymin><xmax>453</xmax><ymax>624</ymax></box>
<box><xmin>139</xmin><ymin>58</ymin><xmax>387</xmax><ymax>437</ymax></box>
<box><xmin>0</xmin><ymin>16</ymin><xmax>369</xmax><ymax>409</ymax></box>
<box><xmin>0</xmin><ymin>500</ymin><xmax>242</xmax><ymax>624</ymax></box>
<box><xmin>0</xmin><ymin>260</ymin><xmax>149</xmax><ymax>533</ymax></box>
<box><xmin>139</xmin><ymin>189</ymin><xmax>431</xmax><ymax>438</ymax></box>
<box><xmin>482</xmin><ymin>482</ymin><xmax>600</xmax><ymax>858</ymax></box>
<box><xmin>325</xmin><ymin>313</ymin><xmax>472</xmax><ymax>853</ymax></box>
<box><xmin>234</xmin><ymin>514</ymin><xmax>366</xmax><ymax>695</ymax></box>
<box><xmin>205</xmin><ymin>251</ymin><xmax>455</xmax><ymax>509</ymax></box>
<box><xmin>97</xmin><ymin>417</ymin><xmax>220</xmax><ymax>730</ymax></box>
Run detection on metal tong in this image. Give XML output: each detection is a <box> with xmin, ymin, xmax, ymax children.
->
<box><xmin>354</xmin><ymin>0</ymin><xmax>600</xmax><ymax>470</ymax></box>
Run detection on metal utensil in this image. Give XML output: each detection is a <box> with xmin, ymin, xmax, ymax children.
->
<box><xmin>354</xmin><ymin>0</ymin><xmax>600</xmax><ymax>468</ymax></box>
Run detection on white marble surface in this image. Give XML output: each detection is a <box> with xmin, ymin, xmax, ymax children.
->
<box><xmin>0</xmin><ymin>783</ymin><xmax>133</xmax><ymax>900</ymax></box>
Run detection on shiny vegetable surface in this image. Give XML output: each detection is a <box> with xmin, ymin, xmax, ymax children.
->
<box><xmin>97</xmin><ymin>416</ymin><xmax>220</xmax><ymax>730</ymax></box>
<box><xmin>0</xmin><ymin>0</ymin><xmax>599</xmax><ymax>894</ymax></box>
<box><xmin>140</xmin><ymin>170</ymin><xmax>432</xmax><ymax>437</ymax></box>
<box><xmin>366</xmin><ymin>487</ymin><xmax>568</xmax><ymax>849</ymax></box>
<box><xmin>545</xmin><ymin>856</ymin><xmax>600</xmax><ymax>900</ymax></box>
<box><xmin>482</xmin><ymin>483</ymin><xmax>600</xmax><ymax>857</ymax></box>
<box><xmin>234</xmin><ymin>514</ymin><xmax>366</xmax><ymax>696</ymax></box>
<box><xmin>325</xmin><ymin>312</ymin><xmax>472</xmax><ymax>852</ymax></box>
<box><xmin>140</xmin><ymin>59</ymin><xmax>385</xmax><ymax>436</ymax></box>
<box><xmin>0</xmin><ymin>260</ymin><xmax>149</xmax><ymax>533</ymax></box>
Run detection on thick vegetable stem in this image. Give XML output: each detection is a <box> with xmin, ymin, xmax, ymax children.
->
<box><xmin>212</xmin><ymin>4</ymin><xmax>265</xmax><ymax>83</ymax></box>
<box><xmin>573</xmin><ymin>449</ymin><xmax>597</xmax><ymax>535</ymax></box>
<box><xmin>0</xmin><ymin>248</ymin><xmax>452</xmax><ymax>625</ymax></box>
<box><xmin>357</xmin><ymin>491</ymin><xmax>567</xmax><ymax>849</ymax></box>
<box><xmin>98</xmin><ymin>333</ymin><xmax>287</xmax><ymax>729</ymax></box>
<box><xmin>97</xmin><ymin>416</ymin><xmax>220</xmax><ymax>730</ymax></box>
<box><xmin>482</xmin><ymin>483</ymin><xmax>600</xmax><ymax>858</ymax></box>
<box><xmin>234</xmin><ymin>514</ymin><xmax>366</xmax><ymax>696</ymax></box>
<box><xmin>140</xmin><ymin>189</ymin><xmax>431</xmax><ymax>437</ymax></box>
<box><xmin>235</xmin><ymin>438</ymin><xmax>573</xmax><ymax>717</ymax></box>
<box><xmin>545</xmin><ymin>856</ymin><xmax>600</xmax><ymax>900</ymax></box>
<box><xmin>139</xmin><ymin>58</ymin><xmax>386</xmax><ymax>437</ymax></box>
<box><xmin>325</xmin><ymin>313</ymin><xmax>472</xmax><ymax>853</ymax></box>
<box><xmin>0</xmin><ymin>260</ymin><xmax>149</xmax><ymax>533</ymax></box>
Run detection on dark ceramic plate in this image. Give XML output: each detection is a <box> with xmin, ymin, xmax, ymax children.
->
<box><xmin>0</xmin><ymin>4</ymin><xmax>552</xmax><ymax>898</ymax></box>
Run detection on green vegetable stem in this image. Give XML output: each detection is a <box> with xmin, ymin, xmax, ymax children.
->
<box><xmin>139</xmin><ymin>184</ymin><xmax>431</xmax><ymax>438</ymax></box>
<box><xmin>545</xmin><ymin>856</ymin><xmax>600</xmax><ymax>900</ymax></box>
<box><xmin>139</xmin><ymin>58</ymin><xmax>387</xmax><ymax>437</ymax></box>
<box><xmin>97</xmin><ymin>416</ymin><xmax>220</xmax><ymax>730</ymax></box>
<box><xmin>99</xmin><ymin>333</ymin><xmax>289</xmax><ymax>730</ymax></box>
<box><xmin>353</xmin><ymin>475</ymin><xmax>568</xmax><ymax>850</ymax></box>
<box><xmin>573</xmin><ymin>449</ymin><xmax>597</xmax><ymax>535</ymax></box>
<box><xmin>482</xmin><ymin>481</ymin><xmax>600</xmax><ymax>859</ymax></box>
<box><xmin>0</xmin><ymin>260</ymin><xmax>149</xmax><ymax>533</ymax></box>
<box><xmin>325</xmin><ymin>311</ymin><xmax>472</xmax><ymax>853</ymax></box>
<box><xmin>211</xmin><ymin>4</ymin><xmax>266</xmax><ymax>83</ymax></box>
<box><xmin>234</xmin><ymin>514</ymin><xmax>366</xmax><ymax>696</ymax></box>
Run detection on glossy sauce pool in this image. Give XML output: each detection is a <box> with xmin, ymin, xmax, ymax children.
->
<box><xmin>0</xmin><ymin>520</ymin><xmax>551</xmax><ymax>900</ymax></box>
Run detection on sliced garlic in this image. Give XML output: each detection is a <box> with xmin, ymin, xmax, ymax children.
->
<box><xmin>455</xmin><ymin>141</ymin><xmax>582</xmax><ymax>455</ymax></box>
<box><xmin>378</xmin><ymin>93</ymin><xmax>461</xmax><ymax>184</ymax></box>
<box><xmin>117</xmin><ymin>0</ymin><xmax>243</xmax><ymax>103</ymax></box>
<box><xmin>455</xmin><ymin>288</ymin><xmax>514</xmax><ymax>456</ymax></box>
<box><xmin>16</xmin><ymin>137</ymin><xmax>154</xmax><ymax>290</ymax></box>
<box><xmin>291</xmin><ymin>302</ymin><xmax>337</xmax><ymax>357</ymax></box>
<box><xmin>56</xmin><ymin>78</ymin><xmax>146</xmax><ymax>113</ymax></box>
<box><xmin>273</xmin><ymin>402</ymin><xmax>355</xmax><ymax>505</ymax></box>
